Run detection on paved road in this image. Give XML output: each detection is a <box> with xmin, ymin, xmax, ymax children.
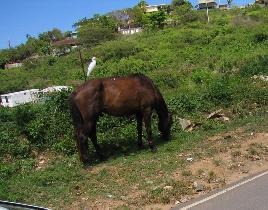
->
<box><xmin>173</xmin><ymin>170</ymin><xmax>268</xmax><ymax>210</ymax></box>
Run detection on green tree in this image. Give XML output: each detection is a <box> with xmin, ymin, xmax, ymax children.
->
<box><xmin>142</xmin><ymin>10</ymin><xmax>167</xmax><ymax>30</ymax></box>
<box><xmin>38</xmin><ymin>28</ymin><xmax>64</xmax><ymax>42</ymax></box>
<box><xmin>171</xmin><ymin>0</ymin><xmax>192</xmax><ymax>8</ymax></box>
<box><xmin>77</xmin><ymin>15</ymin><xmax>118</xmax><ymax>48</ymax></box>
<box><xmin>137</xmin><ymin>0</ymin><xmax>148</xmax><ymax>10</ymax></box>
<box><xmin>170</xmin><ymin>0</ymin><xmax>193</xmax><ymax>26</ymax></box>
<box><xmin>127</xmin><ymin>6</ymin><xmax>145</xmax><ymax>27</ymax></box>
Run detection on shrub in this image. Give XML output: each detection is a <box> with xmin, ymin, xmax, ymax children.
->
<box><xmin>253</xmin><ymin>32</ymin><xmax>268</xmax><ymax>43</ymax></box>
<box><xmin>240</xmin><ymin>55</ymin><xmax>268</xmax><ymax>76</ymax></box>
<box><xmin>92</xmin><ymin>40</ymin><xmax>142</xmax><ymax>62</ymax></box>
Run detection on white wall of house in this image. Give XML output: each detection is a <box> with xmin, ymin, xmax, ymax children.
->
<box><xmin>0</xmin><ymin>89</ymin><xmax>39</xmax><ymax>107</ymax></box>
<box><xmin>5</xmin><ymin>63</ymin><xmax>23</xmax><ymax>69</ymax></box>
<box><xmin>0</xmin><ymin>86</ymin><xmax>70</xmax><ymax>108</ymax></box>
<box><xmin>145</xmin><ymin>4</ymin><xmax>167</xmax><ymax>13</ymax></box>
<box><xmin>145</xmin><ymin>5</ymin><xmax>159</xmax><ymax>13</ymax></box>
<box><xmin>118</xmin><ymin>27</ymin><xmax>142</xmax><ymax>35</ymax></box>
<box><xmin>41</xmin><ymin>86</ymin><xmax>69</xmax><ymax>93</ymax></box>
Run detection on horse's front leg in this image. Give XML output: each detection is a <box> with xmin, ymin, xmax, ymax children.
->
<box><xmin>136</xmin><ymin>113</ymin><xmax>143</xmax><ymax>149</ymax></box>
<box><xmin>88</xmin><ymin>121</ymin><xmax>105</xmax><ymax>161</ymax></box>
<box><xmin>143</xmin><ymin>108</ymin><xmax>157</xmax><ymax>152</ymax></box>
<box><xmin>75</xmin><ymin>127</ymin><xmax>90</xmax><ymax>164</ymax></box>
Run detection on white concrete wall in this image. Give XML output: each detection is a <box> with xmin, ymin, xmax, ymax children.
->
<box><xmin>119</xmin><ymin>28</ymin><xmax>142</xmax><ymax>35</ymax></box>
<box><xmin>5</xmin><ymin>63</ymin><xmax>23</xmax><ymax>69</ymax></box>
<box><xmin>0</xmin><ymin>86</ymin><xmax>70</xmax><ymax>108</ymax></box>
<box><xmin>1</xmin><ymin>89</ymin><xmax>39</xmax><ymax>107</ymax></box>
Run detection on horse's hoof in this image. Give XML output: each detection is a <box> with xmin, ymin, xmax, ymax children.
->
<box><xmin>99</xmin><ymin>155</ymin><xmax>106</xmax><ymax>161</ymax></box>
<box><xmin>151</xmin><ymin>147</ymin><xmax>157</xmax><ymax>153</ymax></box>
<box><xmin>138</xmin><ymin>144</ymin><xmax>145</xmax><ymax>150</ymax></box>
<box><xmin>82</xmin><ymin>161</ymin><xmax>91</xmax><ymax>168</ymax></box>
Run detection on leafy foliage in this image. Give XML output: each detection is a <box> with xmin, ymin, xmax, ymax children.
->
<box><xmin>76</xmin><ymin>15</ymin><xmax>118</xmax><ymax>48</ymax></box>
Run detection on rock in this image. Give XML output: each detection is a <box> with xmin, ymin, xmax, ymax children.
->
<box><xmin>179</xmin><ymin>118</ymin><xmax>192</xmax><ymax>130</ymax></box>
<box><xmin>252</xmin><ymin>75</ymin><xmax>268</xmax><ymax>81</ymax></box>
<box><xmin>163</xmin><ymin>185</ymin><xmax>173</xmax><ymax>190</ymax></box>
<box><xmin>193</xmin><ymin>182</ymin><xmax>205</xmax><ymax>192</ymax></box>
<box><xmin>252</xmin><ymin>155</ymin><xmax>261</xmax><ymax>161</ymax></box>
<box><xmin>207</xmin><ymin>109</ymin><xmax>230</xmax><ymax>122</ymax></box>
<box><xmin>39</xmin><ymin>160</ymin><xmax>45</xmax><ymax>164</ymax></box>
<box><xmin>219</xmin><ymin>116</ymin><xmax>230</xmax><ymax>122</ymax></box>
<box><xmin>207</xmin><ymin>109</ymin><xmax>223</xmax><ymax>119</ymax></box>
<box><xmin>106</xmin><ymin>194</ymin><xmax>113</xmax><ymax>198</ymax></box>
<box><xmin>120</xmin><ymin>196</ymin><xmax>127</xmax><ymax>200</ymax></box>
<box><xmin>242</xmin><ymin>170</ymin><xmax>249</xmax><ymax>174</ymax></box>
<box><xmin>175</xmin><ymin>201</ymin><xmax>180</xmax><ymax>205</ymax></box>
<box><xmin>180</xmin><ymin>197</ymin><xmax>189</xmax><ymax>203</ymax></box>
<box><xmin>186</xmin><ymin>157</ymin><xmax>193</xmax><ymax>162</ymax></box>
<box><xmin>179</xmin><ymin>118</ymin><xmax>201</xmax><ymax>131</ymax></box>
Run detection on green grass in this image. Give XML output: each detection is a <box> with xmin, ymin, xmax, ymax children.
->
<box><xmin>0</xmin><ymin>110</ymin><xmax>267</xmax><ymax>209</ymax></box>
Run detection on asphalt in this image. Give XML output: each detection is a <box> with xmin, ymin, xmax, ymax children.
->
<box><xmin>173</xmin><ymin>170</ymin><xmax>268</xmax><ymax>210</ymax></box>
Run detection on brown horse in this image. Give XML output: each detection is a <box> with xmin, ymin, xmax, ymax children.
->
<box><xmin>69</xmin><ymin>74</ymin><xmax>172</xmax><ymax>164</ymax></box>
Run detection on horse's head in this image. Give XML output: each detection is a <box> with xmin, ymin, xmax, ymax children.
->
<box><xmin>159</xmin><ymin>111</ymin><xmax>173</xmax><ymax>140</ymax></box>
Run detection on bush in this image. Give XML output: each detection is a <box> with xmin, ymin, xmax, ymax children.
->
<box><xmin>240</xmin><ymin>55</ymin><xmax>268</xmax><ymax>76</ymax></box>
<box><xmin>92</xmin><ymin>40</ymin><xmax>142</xmax><ymax>62</ymax></box>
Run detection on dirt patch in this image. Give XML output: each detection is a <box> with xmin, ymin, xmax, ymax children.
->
<box><xmin>68</xmin><ymin>131</ymin><xmax>268</xmax><ymax>210</ymax></box>
<box><xmin>35</xmin><ymin>152</ymin><xmax>55</xmax><ymax>170</ymax></box>
<box><xmin>169</xmin><ymin>131</ymin><xmax>268</xmax><ymax>209</ymax></box>
<box><xmin>68</xmin><ymin>197</ymin><xmax>125</xmax><ymax>210</ymax></box>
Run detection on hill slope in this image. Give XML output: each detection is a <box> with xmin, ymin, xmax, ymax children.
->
<box><xmin>0</xmin><ymin>6</ymin><xmax>268</xmax><ymax>210</ymax></box>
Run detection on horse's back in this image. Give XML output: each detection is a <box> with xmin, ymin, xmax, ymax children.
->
<box><xmin>100</xmin><ymin>76</ymin><xmax>156</xmax><ymax>115</ymax></box>
<box><xmin>70</xmin><ymin>74</ymin><xmax>160</xmax><ymax>117</ymax></box>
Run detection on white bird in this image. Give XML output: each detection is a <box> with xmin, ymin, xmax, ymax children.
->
<box><xmin>87</xmin><ymin>57</ymin><xmax>96</xmax><ymax>76</ymax></box>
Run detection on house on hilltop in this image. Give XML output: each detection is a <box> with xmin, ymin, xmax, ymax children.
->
<box><xmin>52</xmin><ymin>37</ymin><xmax>79</xmax><ymax>48</ymax></box>
<box><xmin>255</xmin><ymin>0</ymin><xmax>268</xmax><ymax>6</ymax></box>
<box><xmin>219</xmin><ymin>4</ymin><xmax>228</xmax><ymax>10</ymax></box>
<box><xmin>52</xmin><ymin>37</ymin><xmax>79</xmax><ymax>56</ymax></box>
<box><xmin>198</xmin><ymin>0</ymin><xmax>217</xmax><ymax>9</ymax></box>
<box><xmin>145</xmin><ymin>4</ymin><xmax>167</xmax><ymax>13</ymax></box>
<box><xmin>118</xmin><ymin>26</ymin><xmax>142</xmax><ymax>35</ymax></box>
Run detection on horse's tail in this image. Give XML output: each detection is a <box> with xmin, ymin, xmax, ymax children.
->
<box><xmin>69</xmin><ymin>95</ymin><xmax>83</xmax><ymax>128</ymax></box>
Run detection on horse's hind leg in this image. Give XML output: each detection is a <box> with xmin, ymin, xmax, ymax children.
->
<box><xmin>75</xmin><ymin>127</ymin><xmax>90</xmax><ymax>164</ymax></box>
<box><xmin>143</xmin><ymin>108</ymin><xmax>157</xmax><ymax>152</ymax></box>
<box><xmin>87</xmin><ymin>121</ymin><xmax>105</xmax><ymax>161</ymax></box>
<box><xmin>136</xmin><ymin>113</ymin><xmax>143</xmax><ymax>149</ymax></box>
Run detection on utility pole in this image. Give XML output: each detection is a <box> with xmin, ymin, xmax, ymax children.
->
<box><xmin>206</xmin><ymin>2</ymin><xmax>210</xmax><ymax>23</ymax></box>
<box><xmin>78</xmin><ymin>47</ymin><xmax>87</xmax><ymax>82</ymax></box>
<box><xmin>8</xmin><ymin>40</ymin><xmax>11</xmax><ymax>49</ymax></box>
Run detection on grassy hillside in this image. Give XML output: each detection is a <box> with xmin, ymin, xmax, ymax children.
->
<box><xmin>0</xmin><ymin>6</ymin><xmax>268</xmax><ymax>209</ymax></box>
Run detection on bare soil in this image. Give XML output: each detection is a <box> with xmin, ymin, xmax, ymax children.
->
<box><xmin>68</xmin><ymin>130</ymin><xmax>268</xmax><ymax>210</ymax></box>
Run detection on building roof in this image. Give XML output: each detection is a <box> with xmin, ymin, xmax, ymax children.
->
<box><xmin>145</xmin><ymin>4</ymin><xmax>167</xmax><ymax>8</ymax></box>
<box><xmin>52</xmin><ymin>38</ymin><xmax>79</xmax><ymax>47</ymax></box>
<box><xmin>199</xmin><ymin>0</ymin><xmax>216</xmax><ymax>3</ymax></box>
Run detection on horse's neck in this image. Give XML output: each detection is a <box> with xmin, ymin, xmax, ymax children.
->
<box><xmin>155</xmin><ymin>98</ymin><xmax>168</xmax><ymax>122</ymax></box>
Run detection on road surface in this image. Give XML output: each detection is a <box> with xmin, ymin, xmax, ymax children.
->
<box><xmin>173</xmin><ymin>170</ymin><xmax>268</xmax><ymax>210</ymax></box>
